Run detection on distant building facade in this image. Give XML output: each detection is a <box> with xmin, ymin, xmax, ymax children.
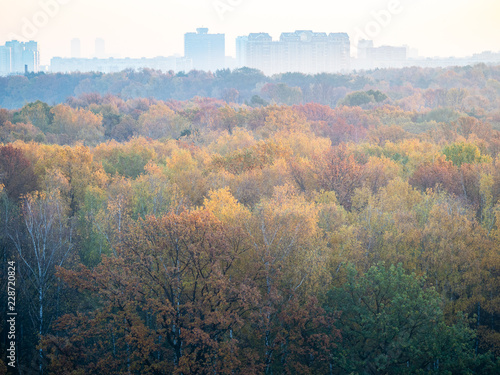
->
<box><xmin>71</xmin><ymin>38</ymin><xmax>81</xmax><ymax>58</ymax></box>
<box><xmin>357</xmin><ymin>39</ymin><xmax>374</xmax><ymax>60</ymax></box>
<box><xmin>0</xmin><ymin>40</ymin><xmax>40</xmax><ymax>75</ymax></box>
<box><xmin>354</xmin><ymin>40</ymin><xmax>407</xmax><ymax>69</ymax></box>
<box><xmin>367</xmin><ymin>45</ymin><xmax>407</xmax><ymax>68</ymax></box>
<box><xmin>235</xmin><ymin>36</ymin><xmax>248</xmax><ymax>68</ymax></box>
<box><xmin>236</xmin><ymin>30</ymin><xmax>350</xmax><ymax>75</ymax></box>
<box><xmin>95</xmin><ymin>38</ymin><xmax>106</xmax><ymax>58</ymax></box>
<box><xmin>50</xmin><ymin>56</ymin><xmax>193</xmax><ymax>74</ymax></box>
<box><xmin>184</xmin><ymin>28</ymin><xmax>225</xmax><ymax>72</ymax></box>
<box><xmin>0</xmin><ymin>46</ymin><xmax>11</xmax><ymax>76</ymax></box>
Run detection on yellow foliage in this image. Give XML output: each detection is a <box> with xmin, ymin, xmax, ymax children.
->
<box><xmin>209</xmin><ymin>127</ymin><xmax>257</xmax><ymax>155</ymax></box>
<box><xmin>363</xmin><ymin>155</ymin><xmax>402</xmax><ymax>192</ymax></box>
<box><xmin>274</xmin><ymin>130</ymin><xmax>331</xmax><ymax>158</ymax></box>
<box><xmin>259</xmin><ymin>106</ymin><xmax>311</xmax><ymax>138</ymax></box>
<box><xmin>138</xmin><ymin>104</ymin><xmax>178</xmax><ymax>139</ymax></box>
<box><xmin>376</xmin><ymin>178</ymin><xmax>423</xmax><ymax>213</ymax></box>
<box><xmin>203</xmin><ymin>187</ymin><xmax>251</xmax><ymax>224</ymax></box>
<box><xmin>166</xmin><ymin>148</ymin><xmax>197</xmax><ymax>173</ymax></box>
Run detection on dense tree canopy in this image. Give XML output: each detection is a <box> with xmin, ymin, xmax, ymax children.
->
<box><xmin>1</xmin><ymin>64</ymin><xmax>500</xmax><ymax>373</ymax></box>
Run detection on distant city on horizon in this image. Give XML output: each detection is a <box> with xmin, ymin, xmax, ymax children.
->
<box><xmin>1</xmin><ymin>27</ymin><xmax>500</xmax><ymax>77</ymax></box>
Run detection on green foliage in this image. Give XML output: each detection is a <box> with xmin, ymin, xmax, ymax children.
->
<box><xmin>367</xmin><ymin>89</ymin><xmax>388</xmax><ymax>103</ymax></box>
<box><xmin>326</xmin><ymin>263</ymin><xmax>491</xmax><ymax>374</ymax></box>
<box><xmin>97</xmin><ymin>142</ymin><xmax>156</xmax><ymax>179</ymax></box>
<box><xmin>250</xmin><ymin>94</ymin><xmax>269</xmax><ymax>107</ymax></box>
<box><xmin>417</xmin><ymin>108</ymin><xmax>462</xmax><ymax>124</ymax></box>
<box><xmin>443</xmin><ymin>142</ymin><xmax>491</xmax><ymax>167</ymax></box>
<box><xmin>13</xmin><ymin>100</ymin><xmax>53</xmax><ymax>132</ymax></box>
<box><xmin>342</xmin><ymin>91</ymin><xmax>376</xmax><ymax>107</ymax></box>
<box><xmin>261</xmin><ymin>83</ymin><xmax>303</xmax><ymax>105</ymax></box>
<box><xmin>341</xmin><ymin>89</ymin><xmax>388</xmax><ymax>107</ymax></box>
<box><xmin>76</xmin><ymin>187</ymin><xmax>111</xmax><ymax>267</ymax></box>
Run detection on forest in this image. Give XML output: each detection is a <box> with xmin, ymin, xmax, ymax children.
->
<box><xmin>1</xmin><ymin>64</ymin><xmax>500</xmax><ymax>374</ymax></box>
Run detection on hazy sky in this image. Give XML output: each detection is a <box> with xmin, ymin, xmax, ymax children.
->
<box><xmin>1</xmin><ymin>0</ymin><xmax>499</xmax><ymax>64</ymax></box>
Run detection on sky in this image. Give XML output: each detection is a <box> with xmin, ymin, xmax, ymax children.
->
<box><xmin>1</xmin><ymin>0</ymin><xmax>499</xmax><ymax>65</ymax></box>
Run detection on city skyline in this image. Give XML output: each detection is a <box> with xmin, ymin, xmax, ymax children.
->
<box><xmin>1</xmin><ymin>0</ymin><xmax>499</xmax><ymax>65</ymax></box>
<box><xmin>3</xmin><ymin>31</ymin><xmax>500</xmax><ymax>77</ymax></box>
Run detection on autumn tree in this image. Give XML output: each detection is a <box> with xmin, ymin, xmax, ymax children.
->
<box><xmin>94</xmin><ymin>138</ymin><xmax>157</xmax><ymax>179</ymax></box>
<box><xmin>261</xmin><ymin>83</ymin><xmax>303</xmax><ymax>106</ymax></box>
<box><xmin>49</xmin><ymin>104</ymin><xmax>104</xmax><ymax>145</ymax></box>
<box><xmin>242</xmin><ymin>184</ymin><xmax>336</xmax><ymax>372</ymax></box>
<box><xmin>316</xmin><ymin>144</ymin><xmax>364</xmax><ymax>210</ymax></box>
<box><xmin>409</xmin><ymin>156</ymin><xmax>462</xmax><ymax>196</ymax></box>
<box><xmin>45</xmin><ymin>210</ymin><xmax>263</xmax><ymax>374</ymax></box>
<box><xmin>443</xmin><ymin>142</ymin><xmax>491</xmax><ymax>167</ymax></box>
<box><xmin>13</xmin><ymin>100</ymin><xmax>53</xmax><ymax>132</ymax></box>
<box><xmin>137</xmin><ymin>103</ymin><xmax>179</xmax><ymax>139</ymax></box>
<box><xmin>0</xmin><ymin>144</ymin><xmax>38</xmax><ymax>201</ymax></box>
<box><xmin>9</xmin><ymin>188</ymin><xmax>74</xmax><ymax>374</ymax></box>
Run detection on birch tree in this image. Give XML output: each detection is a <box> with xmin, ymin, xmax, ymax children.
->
<box><xmin>9</xmin><ymin>188</ymin><xmax>73</xmax><ymax>374</ymax></box>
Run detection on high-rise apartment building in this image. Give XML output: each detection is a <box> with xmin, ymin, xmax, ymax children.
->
<box><xmin>236</xmin><ymin>30</ymin><xmax>350</xmax><ymax>75</ymax></box>
<box><xmin>329</xmin><ymin>33</ymin><xmax>351</xmax><ymax>72</ymax></box>
<box><xmin>235</xmin><ymin>36</ymin><xmax>248</xmax><ymax>68</ymax></box>
<box><xmin>23</xmin><ymin>41</ymin><xmax>39</xmax><ymax>73</ymax></box>
<box><xmin>243</xmin><ymin>33</ymin><xmax>273</xmax><ymax>73</ymax></box>
<box><xmin>1</xmin><ymin>40</ymin><xmax>39</xmax><ymax>75</ymax></box>
<box><xmin>5</xmin><ymin>40</ymin><xmax>24</xmax><ymax>73</ymax></box>
<box><xmin>0</xmin><ymin>46</ymin><xmax>11</xmax><ymax>76</ymax></box>
<box><xmin>184</xmin><ymin>28</ymin><xmax>225</xmax><ymax>72</ymax></box>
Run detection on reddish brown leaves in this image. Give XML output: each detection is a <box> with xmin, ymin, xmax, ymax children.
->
<box><xmin>0</xmin><ymin>144</ymin><xmax>38</xmax><ymax>200</ymax></box>
<box><xmin>316</xmin><ymin>144</ymin><xmax>364</xmax><ymax>210</ymax></box>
